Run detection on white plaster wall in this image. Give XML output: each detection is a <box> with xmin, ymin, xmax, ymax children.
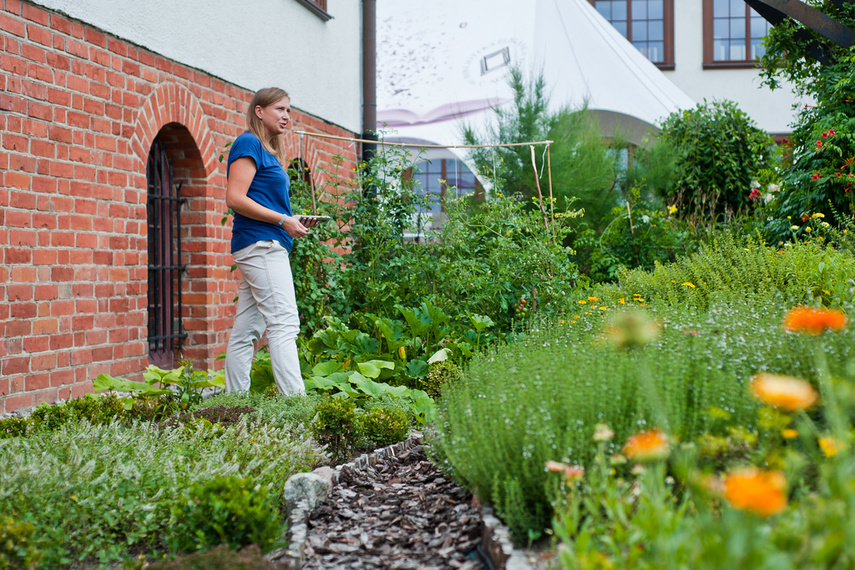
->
<box><xmin>663</xmin><ymin>0</ymin><xmax>805</xmax><ymax>135</ymax></box>
<box><xmin>30</xmin><ymin>0</ymin><xmax>363</xmax><ymax>133</ymax></box>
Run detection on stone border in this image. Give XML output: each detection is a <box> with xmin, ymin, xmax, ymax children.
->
<box><xmin>268</xmin><ymin>432</ymin><xmax>532</xmax><ymax>570</ymax></box>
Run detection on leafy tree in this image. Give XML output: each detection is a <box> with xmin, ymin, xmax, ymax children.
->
<box><xmin>758</xmin><ymin>2</ymin><xmax>855</xmax><ymax>241</ymax></box>
<box><xmin>654</xmin><ymin>99</ymin><xmax>776</xmax><ymax>224</ymax></box>
<box><xmin>462</xmin><ymin>67</ymin><xmax>620</xmax><ymax>227</ymax></box>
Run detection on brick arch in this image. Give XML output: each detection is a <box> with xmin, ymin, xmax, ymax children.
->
<box><xmin>131</xmin><ymin>82</ymin><xmax>218</xmax><ymax>177</ymax></box>
<box><xmin>284</xmin><ymin>130</ymin><xmax>328</xmax><ymax>190</ymax></box>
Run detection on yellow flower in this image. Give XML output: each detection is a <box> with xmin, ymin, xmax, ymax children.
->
<box><xmin>783</xmin><ymin>306</ymin><xmax>848</xmax><ymax>335</ymax></box>
<box><xmin>750</xmin><ymin>373</ymin><xmax>818</xmax><ymax>412</ymax></box>
<box><xmin>668</xmin><ymin>205</ymin><xmax>677</xmax><ymax>214</ymax></box>
<box><xmin>724</xmin><ymin>468</ymin><xmax>787</xmax><ymax>517</ymax></box>
<box><xmin>599</xmin><ymin>306</ymin><xmax>609</xmax><ymax>311</ymax></box>
<box><xmin>559</xmin><ymin>320</ymin><xmax>566</xmax><ymax>324</ymax></box>
<box><xmin>398</xmin><ymin>346</ymin><xmax>406</xmax><ymax>360</ymax></box>
<box><xmin>573</xmin><ymin>315</ymin><xmax>580</xmax><ymax>320</ymax></box>
<box><xmin>619</xmin><ymin>298</ymin><xmax>626</xmax><ymax>305</ymax></box>
<box><xmin>781</xmin><ymin>429</ymin><xmax>798</xmax><ymax>439</ymax></box>
<box><xmin>578</xmin><ymin>300</ymin><xmax>587</xmax><ymax>305</ymax></box>
<box><xmin>819</xmin><ymin>437</ymin><xmax>840</xmax><ymax>457</ymax></box>
<box><xmin>634</xmin><ymin>297</ymin><xmax>645</xmax><ymax>303</ymax></box>
<box><xmin>682</xmin><ymin>282</ymin><xmax>696</xmax><ymax>288</ymax></box>
<box><xmin>588</xmin><ymin>296</ymin><xmax>599</xmax><ymax>302</ymax></box>
<box><xmin>623</xmin><ymin>429</ymin><xmax>670</xmax><ymax>462</ymax></box>
<box><xmin>805</xmin><ymin>226</ymin><xmax>812</xmax><ymax>233</ymax></box>
<box><xmin>812</xmin><ymin>212</ymin><xmax>825</xmax><ymax>219</ymax></box>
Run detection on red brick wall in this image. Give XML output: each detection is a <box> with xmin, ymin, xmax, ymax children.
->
<box><xmin>0</xmin><ymin>0</ymin><xmax>359</xmax><ymax>413</ymax></box>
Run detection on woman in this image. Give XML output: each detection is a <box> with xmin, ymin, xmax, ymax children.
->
<box><xmin>223</xmin><ymin>87</ymin><xmax>319</xmax><ymax>394</ymax></box>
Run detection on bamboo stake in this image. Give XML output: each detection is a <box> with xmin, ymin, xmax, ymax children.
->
<box><xmin>546</xmin><ymin>145</ymin><xmax>555</xmax><ymax>242</ymax></box>
<box><xmin>529</xmin><ymin>145</ymin><xmax>550</xmax><ymax>233</ymax></box>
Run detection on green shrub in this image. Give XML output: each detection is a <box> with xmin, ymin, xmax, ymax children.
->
<box><xmin>421</xmin><ymin>360</ymin><xmax>464</xmax><ymax>399</ymax></box>
<box><xmin>310</xmin><ymin>396</ymin><xmax>359</xmax><ymax>462</ymax></box>
<box><xmin>0</xmin><ymin>417</ymin><xmax>30</xmax><ymax>440</ymax></box>
<box><xmin>607</xmin><ymin>233</ymin><xmax>855</xmax><ymax>311</ymax></box>
<box><xmin>193</xmin><ymin>390</ymin><xmax>322</xmax><ymax>430</ymax></box>
<box><xmin>0</xmin><ymin>517</ymin><xmax>41</xmax><ymax>569</ymax></box>
<box><xmin>169</xmin><ymin>476</ymin><xmax>282</xmax><ymax>553</ymax></box>
<box><xmin>359</xmin><ymin>405</ymin><xmax>411</xmax><ymax>450</ymax></box>
<box><xmin>655</xmin><ymin>99</ymin><xmax>776</xmax><ymax>224</ymax></box>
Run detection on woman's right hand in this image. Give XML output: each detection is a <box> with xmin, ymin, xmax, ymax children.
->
<box><xmin>280</xmin><ymin>215</ymin><xmax>310</xmax><ymax>239</ymax></box>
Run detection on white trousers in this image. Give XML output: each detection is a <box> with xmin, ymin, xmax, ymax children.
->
<box><xmin>224</xmin><ymin>240</ymin><xmax>305</xmax><ymax>395</ymax></box>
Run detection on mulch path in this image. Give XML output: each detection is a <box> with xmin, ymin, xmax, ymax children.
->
<box><xmin>300</xmin><ymin>445</ymin><xmax>485</xmax><ymax>569</ymax></box>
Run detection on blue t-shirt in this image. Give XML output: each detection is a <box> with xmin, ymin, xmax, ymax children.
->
<box><xmin>227</xmin><ymin>131</ymin><xmax>294</xmax><ymax>253</ymax></box>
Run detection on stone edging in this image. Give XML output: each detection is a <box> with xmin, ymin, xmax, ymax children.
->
<box><xmin>269</xmin><ymin>432</ymin><xmax>532</xmax><ymax>570</ymax></box>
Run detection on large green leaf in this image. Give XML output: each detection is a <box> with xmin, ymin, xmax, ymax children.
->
<box><xmin>357</xmin><ymin>359</ymin><xmax>395</xmax><ymax>379</ymax></box>
<box><xmin>313</xmin><ymin>361</ymin><xmax>344</xmax><ymax>377</ymax></box>
<box><xmin>405</xmin><ymin>359</ymin><xmax>429</xmax><ymax>379</ymax></box>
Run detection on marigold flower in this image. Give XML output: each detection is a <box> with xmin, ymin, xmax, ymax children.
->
<box><xmin>750</xmin><ymin>373</ymin><xmax>818</xmax><ymax>412</ymax></box>
<box><xmin>623</xmin><ymin>429</ymin><xmax>670</xmax><ymax>462</ymax></box>
<box><xmin>819</xmin><ymin>437</ymin><xmax>840</xmax><ymax>457</ymax></box>
<box><xmin>782</xmin><ymin>306</ymin><xmax>848</xmax><ymax>335</ymax></box>
<box><xmin>578</xmin><ymin>300</ymin><xmax>587</xmax><ymax>305</ymax></box>
<box><xmin>588</xmin><ymin>296</ymin><xmax>599</xmax><ymax>302</ymax></box>
<box><xmin>781</xmin><ymin>429</ymin><xmax>798</xmax><ymax>439</ymax></box>
<box><xmin>724</xmin><ymin>468</ymin><xmax>787</xmax><ymax>516</ymax></box>
<box><xmin>682</xmin><ymin>282</ymin><xmax>696</xmax><ymax>288</ymax></box>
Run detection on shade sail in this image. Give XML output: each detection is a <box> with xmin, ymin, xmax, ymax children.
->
<box><xmin>376</xmin><ymin>0</ymin><xmax>696</xmax><ymax>148</ymax></box>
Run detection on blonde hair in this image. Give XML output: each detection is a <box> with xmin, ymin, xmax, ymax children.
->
<box><xmin>246</xmin><ymin>87</ymin><xmax>290</xmax><ymax>167</ymax></box>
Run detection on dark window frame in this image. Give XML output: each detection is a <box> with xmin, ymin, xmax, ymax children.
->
<box><xmin>588</xmin><ymin>0</ymin><xmax>675</xmax><ymax>70</ymax></box>
<box><xmin>295</xmin><ymin>0</ymin><xmax>332</xmax><ymax>22</ymax></box>
<box><xmin>146</xmin><ymin>139</ymin><xmax>186</xmax><ymax>369</ymax></box>
<box><xmin>703</xmin><ymin>0</ymin><xmax>770</xmax><ymax>68</ymax></box>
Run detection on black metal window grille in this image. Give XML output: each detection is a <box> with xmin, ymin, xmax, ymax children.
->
<box><xmin>146</xmin><ymin>139</ymin><xmax>186</xmax><ymax>368</ymax></box>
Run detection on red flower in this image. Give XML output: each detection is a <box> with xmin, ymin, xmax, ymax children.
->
<box><xmin>812</xmin><ymin>173</ymin><xmax>822</xmax><ymax>181</ymax></box>
<box><xmin>830</xmin><ymin>129</ymin><xmax>836</xmax><ymax>136</ymax></box>
<box><xmin>749</xmin><ymin>188</ymin><xmax>761</xmax><ymax>200</ymax></box>
<box><xmin>816</xmin><ymin>140</ymin><xmax>823</xmax><ymax>148</ymax></box>
<box><xmin>838</xmin><ymin>172</ymin><xmax>843</xmax><ymax>178</ymax></box>
<box><xmin>822</xmin><ymin>132</ymin><xmax>829</xmax><ymax>139</ymax></box>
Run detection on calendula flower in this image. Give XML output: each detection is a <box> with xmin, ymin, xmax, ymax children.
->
<box><xmin>781</xmin><ymin>429</ymin><xmax>798</xmax><ymax>439</ymax></box>
<box><xmin>782</xmin><ymin>306</ymin><xmax>849</xmax><ymax>335</ymax></box>
<box><xmin>545</xmin><ymin>461</ymin><xmax>585</xmax><ymax>481</ymax></box>
<box><xmin>578</xmin><ymin>300</ymin><xmax>587</xmax><ymax>305</ymax></box>
<box><xmin>588</xmin><ymin>296</ymin><xmax>599</xmax><ymax>302</ymax></box>
<box><xmin>750</xmin><ymin>373</ymin><xmax>818</xmax><ymax>412</ymax></box>
<box><xmin>593</xmin><ymin>423</ymin><xmax>615</xmax><ymax>442</ymax></box>
<box><xmin>724</xmin><ymin>468</ymin><xmax>787</xmax><ymax>516</ymax></box>
<box><xmin>819</xmin><ymin>437</ymin><xmax>840</xmax><ymax>457</ymax></box>
<box><xmin>619</xmin><ymin>298</ymin><xmax>626</xmax><ymax>305</ymax></box>
<box><xmin>682</xmin><ymin>282</ymin><xmax>696</xmax><ymax>288</ymax></box>
<box><xmin>623</xmin><ymin>429</ymin><xmax>670</xmax><ymax>462</ymax></box>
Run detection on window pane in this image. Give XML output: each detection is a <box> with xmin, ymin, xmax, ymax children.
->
<box><xmin>751</xmin><ymin>16</ymin><xmax>769</xmax><ymax>38</ymax></box>
<box><xmin>713</xmin><ymin>0</ymin><xmax>728</xmax><ymax>19</ymax></box>
<box><xmin>729</xmin><ymin>0</ymin><xmax>743</xmax><ymax>17</ymax></box>
<box><xmin>713</xmin><ymin>18</ymin><xmax>728</xmax><ymax>40</ymax></box>
<box><xmin>730</xmin><ymin>18</ymin><xmax>746</xmax><ymax>40</ymax></box>
<box><xmin>648</xmin><ymin>41</ymin><xmax>663</xmax><ymax>61</ymax></box>
<box><xmin>613</xmin><ymin>20</ymin><xmax>628</xmax><ymax>37</ymax></box>
<box><xmin>714</xmin><ymin>39</ymin><xmax>729</xmax><ymax>61</ymax></box>
<box><xmin>648</xmin><ymin>0</ymin><xmax>663</xmax><ymax>20</ymax></box>
<box><xmin>612</xmin><ymin>0</ymin><xmax>627</xmax><ymax>20</ymax></box>
<box><xmin>730</xmin><ymin>40</ymin><xmax>746</xmax><ymax>60</ymax></box>
<box><xmin>751</xmin><ymin>38</ymin><xmax>766</xmax><ymax>59</ymax></box>
<box><xmin>596</xmin><ymin>2</ymin><xmax>611</xmax><ymax>19</ymax></box>
<box><xmin>632</xmin><ymin>0</ymin><xmax>647</xmax><ymax>20</ymax></box>
<box><xmin>649</xmin><ymin>20</ymin><xmax>664</xmax><ymax>41</ymax></box>
<box><xmin>633</xmin><ymin>20</ymin><xmax>648</xmax><ymax>41</ymax></box>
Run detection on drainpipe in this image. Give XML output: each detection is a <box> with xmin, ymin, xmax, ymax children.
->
<box><xmin>362</xmin><ymin>0</ymin><xmax>377</xmax><ymax>179</ymax></box>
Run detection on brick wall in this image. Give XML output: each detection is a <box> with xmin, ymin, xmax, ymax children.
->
<box><xmin>0</xmin><ymin>0</ymin><xmax>359</xmax><ymax>413</ymax></box>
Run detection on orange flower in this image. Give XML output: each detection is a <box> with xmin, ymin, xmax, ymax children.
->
<box><xmin>622</xmin><ymin>429</ymin><xmax>670</xmax><ymax>462</ymax></box>
<box><xmin>819</xmin><ymin>437</ymin><xmax>840</xmax><ymax>457</ymax></box>
<box><xmin>782</xmin><ymin>307</ymin><xmax>848</xmax><ymax>335</ymax></box>
<box><xmin>781</xmin><ymin>429</ymin><xmax>798</xmax><ymax>439</ymax></box>
<box><xmin>545</xmin><ymin>461</ymin><xmax>585</xmax><ymax>481</ymax></box>
<box><xmin>724</xmin><ymin>468</ymin><xmax>787</xmax><ymax>516</ymax></box>
<box><xmin>750</xmin><ymin>373</ymin><xmax>818</xmax><ymax>412</ymax></box>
